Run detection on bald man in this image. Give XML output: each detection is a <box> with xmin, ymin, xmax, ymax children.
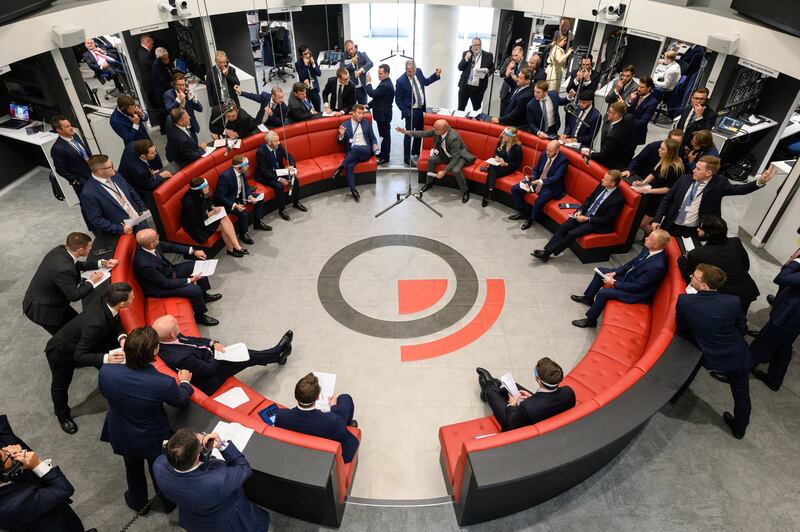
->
<box><xmin>397</xmin><ymin>119</ymin><xmax>476</xmax><ymax>203</ymax></box>
<box><xmin>132</xmin><ymin>229</ymin><xmax>221</xmax><ymax>327</ymax></box>
<box><xmin>255</xmin><ymin>131</ymin><xmax>307</xmax><ymax>221</ymax></box>
<box><xmin>153</xmin><ymin>315</ymin><xmax>293</xmax><ymax>395</ymax></box>
<box><xmin>509</xmin><ymin>140</ymin><xmax>568</xmax><ymax>230</ymax></box>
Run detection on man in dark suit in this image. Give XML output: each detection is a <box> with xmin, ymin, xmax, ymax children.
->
<box><xmin>164</xmin><ymin>72</ymin><xmax>203</xmax><ymax>133</ymax></box>
<box><xmin>165</xmin><ymin>109</ymin><xmax>207</xmax><ymax>169</ymax></box>
<box><xmin>676</xmin><ymin>87</ymin><xmax>716</xmax><ymax>152</ymax></box>
<box><xmin>627</xmin><ymin>77</ymin><xmax>658</xmax><ymax>146</ymax></box>
<box><xmin>154</xmin><ymin>429</ymin><xmax>270</xmax><ymax>531</ymax></box>
<box><xmin>622</xmin><ymin>128</ymin><xmax>684</xmax><ymax>183</ymax></box>
<box><xmin>0</xmin><ymin>415</ymin><xmax>89</xmax><ymax>531</ymax></box>
<box><xmin>151</xmin><ymin>48</ymin><xmax>175</xmax><ymax>132</ymax></box>
<box><xmin>208</xmin><ymin>50</ymin><xmax>240</xmax><ymax>107</ymax></box>
<box><xmin>133</xmin><ymin>228</ymin><xmax>220</xmax><ymax>326</ymax></box>
<box><xmin>135</xmin><ymin>34</ymin><xmax>155</xmax><ymax>109</ymax></box>
<box><xmin>583</xmin><ymin>101</ymin><xmax>635</xmax><ymax>170</ymax></box>
<box><xmin>341</xmin><ymin>39</ymin><xmax>374</xmax><ymax>104</ymax></box>
<box><xmin>287</xmin><ymin>82</ymin><xmax>320</xmax><ymax>123</ymax></box>
<box><xmin>44</xmin><ymin>283</ymin><xmax>131</xmax><ymax>433</ymax></box>
<box><xmin>526</xmin><ymin>80</ymin><xmax>561</xmax><ymax>138</ymax></box>
<box><xmin>510</xmin><ymin>140</ymin><xmax>568</xmax><ymax>230</ymax></box>
<box><xmin>23</xmin><ymin>232</ymin><xmax>117</xmax><ymax>335</ymax></box>
<box><xmin>560</xmin><ymin>90</ymin><xmax>602</xmax><ymax>147</ymax></box>
<box><xmin>571</xmin><ymin>229</ymin><xmax>670</xmax><ymax>328</ymax></box>
<box><xmin>332</xmin><ymin>105</ymin><xmax>378</xmax><ymax>202</ymax></box>
<box><xmin>674</xmin><ymin>264</ymin><xmax>752</xmax><ymax>438</ymax></box>
<box><xmin>153</xmin><ymin>314</ymin><xmax>292</xmax><ymax>395</ymax></box>
<box><xmin>255</xmin><ymin>131</ymin><xmax>307</xmax><ymax>220</ymax></box>
<box><xmin>395</xmin><ymin>60</ymin><xmax>441</xmax><ymax>165</ymax></box>
<box><xmin>209</xmin><ymin>102</ymin><xmax>259</xmax><ymax>140</ymax></box>
<box><xmin>474</xmin><ymin>358</ymin><xmax>576</xmax><ymax>432</ymax></box>
<box><xmin>364</xmin><ymin>65</ymin><xmax>395</xmax><ymax>165</ymax></box>
<box><xmin>322</xmin><ymin>68</ymin><xmax>356</xmax><ymax>115</ymax></box>
<box><xmin>491</xmin><ymin>68</ymin><xmax>533</xmax><ymax>129</ymax></box>
<box><xmin>110</xmin><ymin>95</ymin><xmax>153</xmax><ymax>149</ymax></box>
<box><xmin>565</xmin><ymin>54</ymin><xmax>599</xmax><ymax>97</ymax></box>
<box><xmin>498</xmin><ymin>46</ymin><xmax>525</xmax><ymax>117</ymax></box>
<box><xmin>457</xmin><ymin>37</ymin><xmax>495</xmax><ymax>111</ymax></box>
<box><xmin>604</xmin><ymin>64</ymin><xmax>637</xmax><ymax>104</ymax></box>
<box><xmin>295</xmin><ymin>45</ymin><xmax>323</xmax><ymax>111</ymax></box>
<box><xmin>238</xmin><ymin>86</ymin><xmax>290</xmax><ymax>128</ymax></box>
<box><xmin>533</xmin><ymin>170</ymin><xmax>626</xmax><ymax>262</ymax></box>
<box><xmin>214</xmin><ymin>155</ymin><xmax>271</xmax><ymax>242</ymax></box>
<box><xmin>275</xmin><ymin>373</ymin><xmax>359</xmax><ymax>463</ymax></box>
<box><xmin>83</xmin><ymin>37</ymin><xmax>126</xmax><ymax>94</ymax></box>
<box><xmin>118</xmin><ymin>139</ymin><xmax>171</xmax><ymax>193</ymax></box>
<box><xmin>653</xmin><ymin>156</ymin><xmax>775</xmax><ymax>237</ymax></box>
<box><xmin>50</xmin><ymin>116</ymin><xmax>92</xmax><ymax>195</ymax></box>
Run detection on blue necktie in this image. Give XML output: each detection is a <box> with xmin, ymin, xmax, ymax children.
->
<box><xmin>675</xmin><ymin>181</ymin><xmax>699</xmax><ymax>225</ymax></box>
<box><xmin>72</xmin><ymin>137</ymin><xmax>88</xmax><ymax>160</ymax></box>
<box><xmin>304</xmin><ymin>98</ymin><xmax>312</xmax><ymax>111</ymax></box>
<box><xmin>587</xmin><ymin>189</ymin><xmax>608</xmax><ymax>215</ymax></box>
<box><xmin>622</xmin><ymin>249</ymin><xmax>649</xmax><ymax>281</ymax></box>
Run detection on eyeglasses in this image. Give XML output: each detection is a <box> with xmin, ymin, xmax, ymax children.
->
<box><xmin>691</xmin><ymin>96</ymin><xmax>707</xmax><ymax>102</ymax></box>
<box><xmin>101</xmin><ymin>165</ymin><xmax>114</xmax><ymax>170</ymax></box>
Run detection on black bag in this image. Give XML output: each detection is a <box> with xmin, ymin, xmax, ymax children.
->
<box><xmin>48</xmin><ymin>171</ymin><xmax>65</xmax><ymax>201</ymax></box>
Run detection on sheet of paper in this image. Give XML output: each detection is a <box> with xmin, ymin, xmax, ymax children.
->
<box><xmin>632</xmin><ymin>184</ymin><xmax>652</xmax><ymax>193</ymax></box>
<box><xmin>484</xmin><ymin>157</ymin><xmax>501</xmax><ymax>166</ymax></box>
<box><xmin>499</xmin><ymin>372</ymin><xmax>520</xmax><ymax>398</ymax></box>
<box><xmin>453</xmin><ymin>110</ymin><xmax>467</xmax><ymax>118</ymax></box>
<box><xmin>257</xmin><ymin>124</ymin><xmax>269</xmax><ymax>133</ymax></box>
<box><xmin>214</xmin><ymin>342</ymin><xmax>250</xmax><ymax>362</ymax></box>
<box><xmin>565</xmin><ymin>142</ymin><xmax>582</xmax><ymax>149</ymax></box>
<box><xmin>124</xmin><ymin>210</ymin><xmax>152</xmax><ymax>227</ymax></box>
<box><xmin>81</xmin><ymin>266</ymin><xmax>112</xmax><ymax>288</ymax></box>
<box><xmin>214</xmin><ymin>386</ymin><xmax>250</xmax><ymax>408</ymax></box>
<box><xmin>313</xmin><ymin>371</ymin><xmax>336</xmax><ymax>412</ymax></box>
<box><xmin>682</xmin><ymin>236</ymin><xmax>696</xmax><ymax>253</ymax></box>
<box><xmin>204</xmin><ymin>207</ymin><xmax>227</xmax><ymax>226</ymax></box>
<box><xmin>191</xmin><ymin>259</ymin><xmax>218</xmax><ymax>277</ymax></box>
<box><xmin>436</xmin><ymin>108</ymin><xmax>453</xmax><ymax>116</ymax></box>
<box><xmin>250</xmin><ymin>192</ymin><xmax>265</xmax><ymax>202</ymax></box>
<box><xmin>201</xmin><ymin>146</ymin><xmax>217</xmax><ymax>158</ymax></box>
<box><xmin>210</xmin><ymin>421</ymin><xmax>254</xmax><ymax>459</ymax></box>
<box><xmin>276</xmin><ymin>168</ymin><xmax>291</xmax><ymax>177</ymax></box>
<box><xmin>518</xmin><ymin>180</ymin><xmax>533</xmax><ymax>193</ymax></box>
<box><xmin>594</xmin><ymin>267</ymin><xmax>612</xmax><ymax>282</ymax></box>
<box><xmin>474</xmin><ymin>68</ymin><xmax>488</xmax><ymax>79</ymax></box>
<box><xmin>213</xmin><ymin>139</ymin><xmax>242</xmax><ymax>149</ymax></box>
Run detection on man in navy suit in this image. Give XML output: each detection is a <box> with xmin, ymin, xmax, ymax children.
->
<box><xmin>237</xmin><ymin>86</ymin><xmax>289</xmax><ymax>128</ymax></box>
<box><xmin>153</xmin><ymin>314</ymin><xmax>292</xmax><ymax>395</ymax></box>
<box><xmin>583</xmin><ymin>101</ymin><xmax>635</xmax><ymax>170</ymax></box>
<box><xmin>341</xmin><ymin>39</ymin><xmax>374</xmax><ymax>104</ymax></box>
<box><xmin>526</xmin><ymin>80</ymin><xmax>561</xmax><ymax>138</ymax></box>
<box><xmin>565</xmin><ymin>54</ymin><xmax>599</xmax><ymax>97</ymax></box>
<box><xmin>395</xmin><ymin>60</ymin><xmax>441</xmax><ymax>165</ymax></box>
<box><xmin>50</xmin><ymin>116</ymin><xmax>92</xmax><ymax>195</ymax></box>
<box><xmin>322</xmin><ymin>68</ymin><xmax>357</xmax><ymax>114</ymax></box>
<box><xmin>83</xmin><ymin>37</ymin><xmax>126</xmax><ymax>94</ymax></box>
<box><xmin>626</xmin><ymin>77</ymin><xmax>658</xmax><ymax>146</ymax></box>
<box><xmin>533</xmin><ymin>171</ymin><xmax>626</xmax><ymax>262</ymax></box>
<box><xmin>295</xmin><ymin>45</ymin><xmax>323</xmax><ymax>111</ymax></box>
<box><xmin>255</xmin><ymin>131</ymin><xmax>307</xmax><ymax>221</ymax></box>
<box><xmin>165</xmin><ymin>109</ymin><xmax>207</xmax><ymax>169</ymax></box>
<box><xmin>118</xmin><ymin>140</ymin><xmax>171</xmax><ymax>193</ymax></box>
<box><xmin>110</xmin><ymin>95</ymin><xmax>154</xmax><ymax>151</ymax></box>
<box><xmin>510</xmin><ymin>140</ymin><xmax>568</xmax><ymax>230</ymax></box>
<box><xmin>674</xmin><ymin>264</ymin><xmax>752</xmax><ymax>438</ymax></box>
<box><xmin>653</xmin><ymin>156</ymin><xmax>775</xmax><ymax>237</ymax></box>
<box><xmin>475</xmin><ymin>358</ymin><xmax>576</xmax><ymax>432</ymax></box>
<box><xmin>133</xmin><ymin>228</ymin><xmax>221</xmax><ymax>327</ymax></box>
<box><xmin>571</xmin><ymin>229</ymin><xmax>670</xmax><ymax>328</ymax></box>
<box><xmin>154</xmin><ymin>429</ymin><xmax>270</xmax><ymax>531</ymax></box>
<box><xmin>490</xmin><ymin>68</ymin><xmax>533</xmax><ymax>129</ymax></box>
<box><xmin>275</xmin><ymin>373</ymin><xmax>359</xmax><ymax>463</ymax></box>
<box><xmin>364</xmin><ymin>65</ymin><xmax>395</xmax><ymax>165</ymax></box>
<box><xmin>332</xmin><ymin>105</ymin><xmax>378</xmax><ymax>202</ymax></box>
<box><xmin>560</xmin><ymin>90</ymin><xmax>601</xmax><ymax>147</ymax></box>
<box><xmin>676</xmin><ymin>87</ymin><xmax>716</xmax><ymax>152</ymax></box>
<box><xmin>163</xmin><ymin>72</ymin><xmax>203</xmax><ymax>133</ymax></box>
<box><xmin>214</xmin><ymin>155</ymin><xmax>271</xmax><ymax>243</ymax></box>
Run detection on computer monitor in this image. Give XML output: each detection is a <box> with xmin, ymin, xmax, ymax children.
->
<box><xmin>715</xmin><ymin>115</ymin><xmax>744</xmax><ymax>136</ymax></box>
<box><xmin>9</xmin><ymin>102</ymin><xmax>30</xmax><ymax>121</ymax></box>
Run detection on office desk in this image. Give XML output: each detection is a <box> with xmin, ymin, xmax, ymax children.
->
<box><xmin>781</xmin><ymin>113</ymin><xmax>800</xmax><ymax>140</ymax></box>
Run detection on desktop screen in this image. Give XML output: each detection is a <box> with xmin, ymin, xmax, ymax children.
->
<box><xmin>9</xmin><ymin>102</ymin><xmax>30</xmax><ymax>121</ymax></box>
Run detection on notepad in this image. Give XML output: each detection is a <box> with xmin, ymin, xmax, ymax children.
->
<box><xmin>313</xmin><ymin>371</ymin><xmax>336</xmax><ymax>412</ymax></box>
<box><xmin>124</xmin><ymin>210</ymin><xmax>151</xmax><ymax>227</ymax></box>
<box><xmin>632</xmin><ymin>184</ymin><xmax>652</xmax><ymax>193</ymax></box>
<box><xmin>191</xmin><ymin>259</ymin><xmax>218</xmax><ymax>277</ymax></box>
<box><xmin>484</xmin><ymin>157</ymin><xmax>501</xmax><ymax>166</ymax></box>
<box><xmin>210</xmin><ymin>421</ymin><xmax>254</xmax><ymax>459</ymax></box>
<box><xmin>204</xmin><ymin>207</ymin><xmax>227</xmax><ymax>226</ymax></box>
<box><xmin>499</xmin><ymin>372</ymin><xmax>520</xmax><ymax>398</ymax></box>
<box><xmin>276</xmin><ymin>168</ymin><xmax>290</xmax><ymax>177</ymax></box>
<box><xmin>257</xmin><ymin>124</ymin><xmax>269</xmax><ymax>133</ymax></box>
<box><xmin>594</xmin><ymin>268</ymin><xmax>612</xmax><ymax>282</ymax></box>
<box><xmin>81</xmin><ymin>267</ymin><xmax>112</xmax><ymax>288</ymax></box>
<box><xmin>682</xmin><ymin>236</ymin><xmax>696</xmax><ymax>253</ymax></box>
<box><xmin>213</xmin><ymin>139</ymin><xmax>241</xmax><ymax>149</ymax></box>
<box><xmin>214</xmin><ymin>386</ymin><xmax>250</xmax><ymax>408</ymax></box>
<box><xmin>214</xmin><ymin>342</ymin><xmax>249</xmax><ymax>362</ymax></box>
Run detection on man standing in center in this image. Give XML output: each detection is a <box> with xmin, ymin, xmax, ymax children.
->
<box><xmin>332</xmin><ymin>104</ymin><xmax>378</xmax><ymax>203</ymax></box>
<box><xmin>457</xmin><ymin>38</ymin><xmax>495</xmax><ymax>112</ymax></box>
<box><xmin>395</xmin><ymin>60</ymin><xmax>441</xmax><ymax>166</ymax></box>
<box><xmin>364</xmin><ymin>65</ymin><xmax>395</xmax><ymax>165</ymax></box>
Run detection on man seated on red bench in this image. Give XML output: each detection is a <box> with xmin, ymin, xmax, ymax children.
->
<box><xmin>152</xmin><ymin>314</ymin><xmax>292</xmax><ymax>395</ymax></box>
<box><xmin>570</xmin><ymin>229</ymin><xmax>671</xmax><ymax>328</ymax></box>
<box><xmin>475</xmin><ymin>358</ymin><xmax>575</xmax><ymax>432</ymax></box>
<box><xmin>275</xmin><ymin>373</ymin><xmax>359</xmax><ymax>463</ymax></box>
<box><xmin>509</xmin><ymin>139</ymin><xmax>568</xmax><ymax>231</ymax></box>
<box><xmin>214</xmin><ymin>155</ymin><xmax>271</xmax><ymax>245</ymax></box>
<box><xmin>255</xmin><ymin>131</ymin><xmax>308</xmax><ymax>221</ymax></box>
<box><xmin>133</xmin><ymin>228</ymin><xmax>221</xmax><ymax>327</ymax></box>
<box><xmin>331</xmin><ymin>104</ymin><xmax>378</xmax><ymax>203</ymax></box>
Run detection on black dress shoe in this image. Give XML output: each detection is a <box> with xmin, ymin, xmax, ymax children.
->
<box><xmin>203</xmin><ymin>293</ymin><xmax>222</xmax><ymax>303</ymax></box>
<box><xmin>331</xmin><ymin>167</ymin><xmax>343</xmax><ymax>180</ymax></box>
<box><xmin>279</xmin><ymin>209</ymin><xmax>291</xmax><ymax>221</ymax></box>
<box><xmin>570</xmin><ymin>294</ymin><xmax>594</xmax><ymax>306</ymax></box>
<box><xmin>293</xmin><ymin>201</ymin><xmax>308</xmax><ymax>212</ymax></box>
<box><xmin>351</xmin><ymin>189</ymin><xmax>360</xmax><ymax>202</ymax></box>
<box><xmin>239</xmin><ymin>233</ymin><xmax>254</xmax><ymax>245</ymax></box>
<box><xmin>481</xmin><ymin>196</ymin><xmax>489</xmax><ymax>208</ymax></box>
<box><xmin>196</xmin><ymin>314</ymin><xmax>219</xmax><ymax>326</ymax></box>
<box><xmin>377</xmin><ymin>158</ymin><xmax>390</xmax><ymax>166</ymax></box>
<box><xmin>508</xmin><ymin>213</ymin><xmax>525</xmax><ymax>220</ymax></box>
<box><xmin>404</xmin><ymin>159</ymin><xmax>412</xmax><ymax>166</ymax></box>
<box><xmin>709</xmin><ymin>370</ymin><xmax>729</xmax><ymax>384</ymax></box>
<box><xmin>723</xmin><ymin>412</ymin><xmax>745</xmax><ymax>439</ymax></box>
<box><xmin>752</xmin><ymin>369</ymin><xmax>779</xmax><ymax>391</ymax></box>
<box><xmin>462</xmin><ymin>190</ymin><xmax>470</xmax><ymax>203</ymax></box>
<box><xmin>239</xmin><ymin>247</ymin><xmax>249</xmax><ymax>255</ymax></box>
<box><xmin>227</xmin><ymin>249</ymin><xmax>245</xmax><ymax>258</ymax></box>
<box><xmin>278</xmin><ymin>345</ymin><xmax>292</xmax><ymax>365</ymax></box>
<box><xmin>767</xmin><ymin>294</ymin><xmax>775</xmax><ymax>306</ymax></box>
<box><xmin>57</xmin><ymin>416</ymin><xmax>78</xmax><ymax>434</ymax></box>
<box><xmin>283</xmin><ymin>330</ymin><xmax>294</xmax><ymax>343</ymax></box>
<box><xmin>531</xmin><ymin>249</ymin><xmax>550</xmax><ymax>262</ymax></box>
<box><xmin>572</xmin><ymin>318</ymin><xmax>597</xmax><ymax>328</ymax></box>
<box><xmin>520</xmin><ymin>220</ymin><xmax>533</xmax><ymax>230</ymax></box>
<box><xmin>124</xmin><ymin>491</ymin><xmax>150</xmax><ymax>515</ymax></box>
<box><xmin>254</xmin><ymin>220</ymin><xmax>272</xmax><ymax>231</ymax></box>
<box><xmin>348</xmin><ymin>419</ymin><xmax>359</xmax><ymax>428</ymax></box>
<box><xmin>421</xmin><ymin>183</ymin><xmax>433</xmax><ymax>192</ymax></box>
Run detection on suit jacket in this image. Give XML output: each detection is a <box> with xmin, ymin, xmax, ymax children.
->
<box><xmin>208</xmin><ymin>65</ymin><xmax>241</xmax><ymax>107</ymax></box>
<box><xmin>134</xmin><ymin>241</ymin><xmax>194</xmax><ymax>294</ymax></box>
<box><xmin>498</xmin><ymin>56</ymin><xmax>522</xmax><ymax>100</ymax></box>
<box><xmin>604</xmin><ymin>77</ymin><xmax>637</xmax><ymax>103</ymax></box>
<box><xmin>99</xmin><ymin>364</ymin><xmax>193</xmax><ymax>458</ymax></box>
<box><xmin>629</xmin><ymin>94</ymin><xmax>659</xmax><ymax>145</ymax></box>
<box><xmin>340</xmin><ymin>50</ymin><xmax>373</xmax><ymax>90</ymax></box>
<box><xmin>562</xmin><ymin>104</ymin><xmax>601</xmax><ymax>147</ymax></box>
<box><xmin>51</xmin><ymin>136</ymin><xmax>91</xmax><ymax>193</ymax></box>
<box><xmin>525</xmin><ymin>91</ymin><xmax>561</xmax><ymax>136</ymax></box>
<box><xmin>676</xmin><ymin>291</ymin><xmax>750</xmax><ymax>371</ymax></box>
<box><xmin>578</xmin><ymin>185</ymin><xmax>625</xmax><ymax>232</ymax></box>
<box><xmin>80</xmin><ymin>174</ymin><xmax>147</xmax><ymax>236</ymax></box>
<box><xmin>110</xmin><ymin>108</ymin><xmax>151</xmax><ymax>146</ymax></box>
<box><xmin>152</xmin><ymin>444</ymin><xmax>270</xmax><ymax>532</ymax></box>
<box><xmin>627</xmin><ymin>139</ymin><xmax>662</xmax><ymax>178</ymax></box>
<box><xmin>654</xmin><ymin>174</ymin><xmax>763</xmax><ymax>229</ymax></box>
<box><xmin>395</xmin><ymin>68</ymin><xmax>440</xmax><ymax>117</ymax></box>
<box><xmin>164</xmin><ymin>89</ymin><xmax>203</xmax><ymax>133</ymax></box>
<box><xmin>609</xmin><ymin>248</ymin><xmax>669</xmax><ymax>302</ymax></box>
<box><xmin>408</xmin><ymin>128</ymin><xmax>476</xmax><ymax>172</ymax></box>
<box><xmin>151</xmin><ymin>59</ymin><xmax>174</xmax><ymax>108</ymax></box>
<box><xmin>166</xmin><ymin>126</ymin><xmax>204</xmax><ymax>168</ymax></box>
<box><xmin>502</xmin><ymin>387</ymin><xmax>576</xmax><ymax>431</ymax></box>
<box><xmin>364</xmin><ymin>78</ymin><xmax>395</xmax><ymax>122</ymax></box>
<box><xmin>215</xmin><ymin>167</ymin><xmax>257</xmax><ymax>211</ymax></box>
<box><xmin>135</xmin><ymin>46</ymin><xmax>155</xmax><ymax>94</ymax></box>
<box><xmin>565</xmin><ymin>69</ymin><xmax>599</xmax><ymax>95</ymax></box>
<box><xmin>322</xmin><ymin>77</ymin><xmax>356</xmax><ymax>113</ymax></box>
<box><xmin>82</xmin><ymin>50</ymin><xmax>117</xmax><ymax>77</ymax></box>
<box><xmin>295</xmin><ymin>59</ymin><xmax>322</xmax><ymax>92</ymax></box>
<box><xmin>275</xmin><ymin>406</ymin><xmax>359</xmax><ymax>463</ymax></box>
<box><xmin>44</xmin><ymin>296</ymin><xmax>125</xmax><ymax>367</ymax></box>
<box><xmin>158</xmin><ymin>335</ymin><xmax>230</xmax><ymax>394</ymax></box>
<box><xmin>676</xmin><ymin>105</ymin><xmax>717</xmax><ymax>148</ymax></box>
<box><xmin>457</xmin><ymin>50</ymin><xmax>495</xmax><ymax>93</ymax></box>
<box><xmin>23</xmin><ymin>246</ymin><xmax>99</xmax><ymax>328</ymax></box>
<box><xmin>181</xmin><ymin>192</ymin><xmax>217</xmax><ymax>245</ymax></box>
<box><xmin>255</xmin><ymin>144</ymin><xmax>295</xmax><ymax>185</ymax></box>
<box><xmin>239</xmin><ymin>91</ymin><xmax>289</xmax><ymax>127</ymax></box>
<box><xmin>678</xmin><ymin>237</ymin><xmax>760</xmax><ymax>305</ymax></box>
<box><xmin>593</xmin><ymin>115</ymin><xmax>635</xmax><ymax>170</ymax></box>
<box><xmin>287</xmin><ymin>93</ymin><xmax>318</xmax><ymax>123</ymax></box>
<box><xmin>768</xmin><ymin>260</ymin><xmax>800</xmax><ymax>332</ymax></box>
<box><xmin>208</xmin><ymin>107</ymin><xmax>258</xmax><ymax>139</ymax></box>
<box><xmin>499</xmin><ymin>84</ymin><xmax>533</xmax><ymax>128</ymax></box>
<box><xmin>338</xmin><ymin>118</ymin><xmax>377</xmax><ymax>155</ymax></box>
<box><xmin>532</xmin><ymin>151</ymin><xmax>569</xmax><ymax>197</ymax></box>
<box><xmin>118</xmin><ymin>141</ymin><xmax>165</xmax><ymax>192</ymax></box>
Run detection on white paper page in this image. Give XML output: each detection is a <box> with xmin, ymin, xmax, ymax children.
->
<box><xmin>632</xmin><ymin>184</ymin><xmax>652</xmax><ymax>193</ymax></box>
<box><xmin>214</xmin><ymin>342</ymin><xmax>250</xmax><ymax>362</ymax></box>
<box><xmin>499</xmin><ymin>372</ymin><xmax>520</xmax><ymax>398</ymax></box>
<box><xmin>276</xmin><ymin>168</ymin><xmax>290</xmax><ymax>177</ymax></box>
<box><xmin>204</xmin><ymin>207</ymin><xmax>227</xmax><ymax>226</ymax></box>
<box><xmin>313</xmin><ymin>371</ymin><xmax>336</xmax><ymax>412</ymax></box>
<box><xmin>192</xmin><ymin>259</ymin><xmax>218</xmax><ymax>277</ymax></box>
<box><xmin>214</xmin><ymin>386</ymin><xmax>250</xmax><ymax>408</ymax></box>
<box><xmin>453</xmin><ymin>110</ymin><xmax>467</xmax><ymax>118</ymax></box>
<box><xmin>124</xmin><ymin>210</ymin><xmax>152</xmax><ymax>227</ymax></box>
<box><xmin>250</xmin><ymin>192</ymin><xmax>265</xmax><ymax>202</ymax></box>
<box><xmin>322</xmin><ymin>111</ymin><xmax>335</xmax><ymax>117</ymax></box>
<box><xmin>682</xmin><ymin>237</ymin><xmax>696</xmax><ymax>253</ymax></box>
<box><xmin>437</xmin><ymin>108</ymin><xmax>453</xmax><ymax>116</ymax></box>
<box><xmin>210</xmin><ymin>421</ymin><xmax>254</xmax><ymax>459</ymax></box>
<box><xmin>201</xmin><ymin>146</ymin><xmax>217</xmax><ymax>158</ymax></box>
<box><xmin>484</xmin><ymin>157</ymin><xmax>501</xmax><ymax>166</ymax></box>
<box><xmin>81</xmin><ymin>266</ymin><xmax>112</xmax><ymax>288</ymax></box>
<box><xmin>565</xmin><ymin>142</ymin><xmax>582</xmax><ymax>149</ymax></box>
<box><xmin>593</xmin><ymin>267</ymin><xmax>612</xmax><ymax>281</ymax></box>
<box><xmin>474</xmin><ymin>68</ymin><xmax>488</xmax><ymax>79</ymax></box>
<box><xmin>257</xmin><ymin>124</ymin><xmax>269</xmax><ymax>133</ymax></box>
<box><xmin>518</xmin><ymin>180</ymin><xmax>532</xmax><ymax>193</ymax></box>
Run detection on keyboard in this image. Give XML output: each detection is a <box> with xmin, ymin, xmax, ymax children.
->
<box><xmin>0</xmin><ymin>119</ymin><xmax>29</xmax><ymax>129</ymax></box>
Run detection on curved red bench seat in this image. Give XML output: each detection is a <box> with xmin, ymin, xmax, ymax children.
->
<box><xmin>152</xmin><ymin>116</ymin><xmax>378</xmax><ymax>249</ymax></box>
<box><xmin>416</xmin><ymin>113</ymin><xmax>642</xmax><ymax>262</ymax></box>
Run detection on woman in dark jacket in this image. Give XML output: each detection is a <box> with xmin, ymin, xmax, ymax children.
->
<box><xmin>181</xmin><ymin>177</ymin><xmax>247</xmax><ymax>257</ymax></box>
<box><xmin>483</xmin><ymin>127</ymin><xmax>523</xmax><ymax>207</ymax></box>
<box><xmin>632</xmin><ymin>138</ymin><xmax>684</xmax><ymax>233</ymax></box>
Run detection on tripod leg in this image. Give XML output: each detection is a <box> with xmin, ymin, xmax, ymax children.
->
<box><xmin>414</xmin><ymin>194</ymin><xmax>443</xmax><ymax>217</ymax></box>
